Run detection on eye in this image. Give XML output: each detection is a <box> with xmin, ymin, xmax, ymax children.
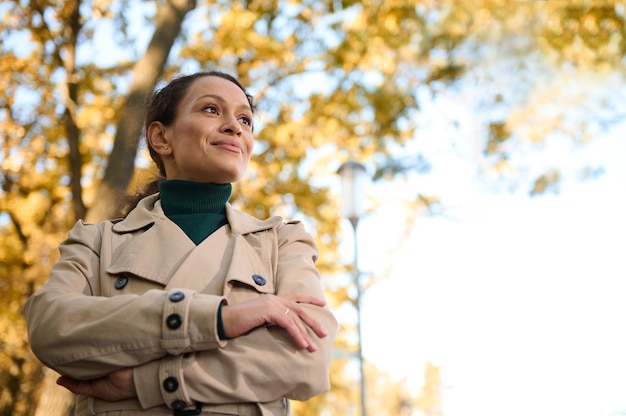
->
<box><xmin>202</xmin><ymin>104</ymin><xmax>219</xmax><ymax>114</ymax></box>
<box><xmin>238</xmin><ymin>115</ymin><xmax>252</xmax><ymax>127</ymax></box>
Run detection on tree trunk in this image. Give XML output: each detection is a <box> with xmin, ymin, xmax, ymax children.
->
<box><xmin>34</xmin><ymin>1</ymin><xmax>198</xmax><ymax>415</ymax></box>
<box><xmin>86</xmin><ymin>0</ymin><xmax>198</xmax><ymax>223</ymax></box>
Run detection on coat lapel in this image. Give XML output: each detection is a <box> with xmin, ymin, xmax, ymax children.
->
<box><xmin>164</xmin><ymin>226</ymin><xmax>232</xmax><ymax>293</ymax></box>
<box><xmin>106</xmin><ymin>216</ymin><xmax>196</xmax><ymax>285</ymax></box>
<box><xmin>104</xmin><ymin>194</ymin><xmax>284</xmax><ymax>294</ymax></box>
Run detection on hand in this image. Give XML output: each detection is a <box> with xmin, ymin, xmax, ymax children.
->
<box><xmin>221</xmin><ymin>293</ymin><xmax>328</xmax><ymax>352</ymax></box>
<box><xmin>57</xmin><ymin>368</ymin><xmax>136</xmax><ymax>401</ymax></box>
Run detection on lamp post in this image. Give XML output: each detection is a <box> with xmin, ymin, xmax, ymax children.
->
<box><xmin>337</xmin><ymin>160</ymin><xmax>369</xmax><ymax>416</ymax></box>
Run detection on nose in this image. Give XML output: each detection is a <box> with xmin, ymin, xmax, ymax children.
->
<box><xmin>221</xmin><ymin>115</ymin><xmax>242</xmax><ymax>135</ymax></box>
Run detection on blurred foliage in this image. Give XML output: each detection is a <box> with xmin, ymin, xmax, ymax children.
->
<box><xmin>1</xmin><ymin>0</ymin><xmax>625</xmax><ymax>414</ymax></box>
<box><xmin>413</xmin><ymin>362</ymin><xmax>443</xmax><ymax>416</ymax></box>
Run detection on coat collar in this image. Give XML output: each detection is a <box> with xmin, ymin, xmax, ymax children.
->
<box><xmin>106</xmin><ymin>193</ymin><xmax>283</xmax><ymax>285</ymax></box>
<box><xmin>112</xmin><ymin>193</ymin><xmax>283</xmax><ymax>235</ymax></box>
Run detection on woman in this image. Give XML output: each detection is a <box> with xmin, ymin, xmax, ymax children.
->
<box><xmin>25</xmin><ymin>71</ymin><xmax>338</xmax><ymax>415</ymax></box>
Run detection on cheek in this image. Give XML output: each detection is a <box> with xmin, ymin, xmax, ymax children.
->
<box><xmin>244</xmin><ymin>134</ymin><xmax>254</xmax><ymax>155</ymax></box>
<box><xmin>172</xmin><ymin>124</ymin><xmax>206</xmax><ymax>149</ymax></box>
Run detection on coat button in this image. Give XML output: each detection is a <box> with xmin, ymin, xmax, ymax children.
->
<box><xmin>171</xmin><ymin>400</ymin><xmax>186</xmax><ymax>410</ymax></box>
<box><xmin>163</xmin><ymin>376</ymin><xmax>179</xmax><ymax>392</ymax></box>
<box><xmin>169</xmin><ymin>291</ymin><xmax>185</xmax><ymax>302</ymax></box>
<box><xmin>252</xmin><ymin>274</ymin><xmax>266</xmax><ymax>286</ymax></box>
<box><xmin>114</xmin><ymin>276</ymin><xmax>128</xmax><ymax>290</ymax></box>
<box><xmin>166</xmin><ymin>314</ymin><xmax>182</xmax><ymax>330</ymax></box>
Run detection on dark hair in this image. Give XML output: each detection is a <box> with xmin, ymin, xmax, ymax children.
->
<box><xmin>116</xmin><ymin>71</ymin><xmax>256</xmax><ymax>217</ymax></box>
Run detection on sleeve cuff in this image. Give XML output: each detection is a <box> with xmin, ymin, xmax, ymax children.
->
<box><xmin>187</xmin><ymin>294</ymin><xmax>228</xmax><ymax>349</ymax></box>
<box><xmin>134</xmin><ymin>360</ymin><xmax>162</xmax><ymax>409</ymax></box>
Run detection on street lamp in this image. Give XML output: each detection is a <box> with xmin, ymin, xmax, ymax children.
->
<box><xmin>337</xmin><ymin>160</ymin><xmax>369</xmax><ymax>416</ymax></box>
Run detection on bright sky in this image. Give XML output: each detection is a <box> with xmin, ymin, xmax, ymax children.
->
<box><xmin>355</xmin><ymin>112</ymin><xmax>626</xmax><ymax>415</ymax></box>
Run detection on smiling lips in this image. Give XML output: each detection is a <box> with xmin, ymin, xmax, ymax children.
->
<box><xmin>213</xmin><ymin>139</ymin><xmax>243</xmax><ymax>154</ymax></box>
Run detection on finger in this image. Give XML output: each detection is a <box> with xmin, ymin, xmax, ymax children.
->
<box><xmin>281</xmin><ymin>293</ymin><xmax>326</xmax><ymax>307</ymax></box>
<box><xmin>295</xmin><ymin>317</ymin><xmax>319</xmax><ymax>353</ymax></box>
<box><xmin>300</xmin><ymin>295</ymin><xmax>326</xmax><ymax>307</ymax></box>
<box><xmin>279</xmin><ymin>309</ymin><xmax>317</xmax><ymax>352</ymax></box>
<box><xmin>284</xmin><ymin>307</ymin><xmax>325</xmax><ymax>352</ymax></box>
<box><xmin>296</xmin><ymin>308</ymin><xmax>328</xmax><ymax>339</ymax></box>
<box><xmin>57</xmin><ymin>376</ymin><xmax>89</xmax><ymax>395</ymax></box>
<box><xmin>279</xmin><ymin>299</ymin><xmax>328</xmax><ymax>339</ymax></box>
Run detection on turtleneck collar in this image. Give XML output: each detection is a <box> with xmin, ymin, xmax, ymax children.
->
<box><xmin>159</xmin><ymin>180</ymin><xmax>232</xmax><ymax>216</ymax></box>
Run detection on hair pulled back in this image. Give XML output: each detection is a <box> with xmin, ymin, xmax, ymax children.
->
<box><xmin>117</xmin><ymin>71</ymin><xmax>256</xmax><ymax>217</ymax></box>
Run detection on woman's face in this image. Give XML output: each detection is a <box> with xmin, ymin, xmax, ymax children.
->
<box><xmin>149</xmin><ymin>76</ymin><xmax>254</xmax><ymax>183</ymax></box>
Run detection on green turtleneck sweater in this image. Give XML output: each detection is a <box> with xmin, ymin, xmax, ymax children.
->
<box><xmin>159</xmin><ymin>180</ymin><xmax>231</xmax><ymax>245</ymax></box>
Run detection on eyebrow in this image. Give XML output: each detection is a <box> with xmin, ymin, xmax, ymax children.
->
<box><xmin>196</xmin><ymin>94</ymin><xmax>251</xmax><ymax>112</ymax></box>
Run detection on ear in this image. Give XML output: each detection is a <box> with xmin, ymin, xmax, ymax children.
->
<box><xmin>147</xmin><ymin>121</ymin><xmax>172</xmax><ymax>156</ymax></box>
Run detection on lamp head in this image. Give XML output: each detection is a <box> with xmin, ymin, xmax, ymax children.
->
<box><xmin>337</xmin><ymin>160</ymin><xmax>368</xmax><ymax>225</ymax></box>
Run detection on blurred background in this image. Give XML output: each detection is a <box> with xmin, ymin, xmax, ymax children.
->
<box><xmin>1</xmin><ymin>0</ymin><xmax>625</xmax><ymax>415</ymax></box>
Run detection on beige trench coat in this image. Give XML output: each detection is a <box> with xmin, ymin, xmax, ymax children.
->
<box><xmin>25</xmin><ymin>194</ymin><xmax>338</xmax><ymax>415</ymax></box>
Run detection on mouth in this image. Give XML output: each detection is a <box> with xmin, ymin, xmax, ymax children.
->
<box><xmin>212</xmin><ymin>139</ymin><xmax>243</xmax><ymax>154</ymax></box>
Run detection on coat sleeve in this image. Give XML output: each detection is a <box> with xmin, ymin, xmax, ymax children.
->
<box><xmin>133</xmin><ymin>221</ymin><xmax>338</xmax><ymax>409</ymax></box>
<box><xmin>24</xmin><ymin>220</ymin><xmax>226</xmax><ymax>379</ymax></box>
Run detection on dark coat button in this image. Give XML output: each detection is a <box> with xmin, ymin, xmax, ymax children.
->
<box><xmin>166</xmin><ymin>314</ymin><xmax>182</xmax><ymax>330</ymax></box>
<box><xmin>114</xmin><ymin>276</ymin><xmax>128</xmax><ymax>290</ymax></box>
<box><xmin>169</xmin><ymin>291</ymin><xmax>185</xmax><ymax>302</ymax></box>
<box><xmin>163</xmin><ymin>376</ymin><xmax>179</xmax><ymax>392</ymax></box>
<box><xmin>171</xmin><ymin>400</ymin><xmax>186</xmax><ymax>410</ymax></box>
<box><xmin>252</xmin><ymin>274</ymin><xmax>266</xmax><ymax>286</ymax></box>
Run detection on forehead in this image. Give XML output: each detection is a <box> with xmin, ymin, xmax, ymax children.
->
<box><xmin>182</xmin><ymin>76</ymin><xmax>250</xmax><ymax>109</ymax></box>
